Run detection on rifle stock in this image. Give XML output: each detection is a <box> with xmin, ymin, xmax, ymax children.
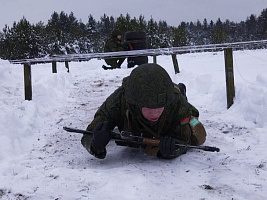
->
<box><xmin>63</xmin><ymin>126</ymin><xmax>220</xmax><ymax>152</ymax></box>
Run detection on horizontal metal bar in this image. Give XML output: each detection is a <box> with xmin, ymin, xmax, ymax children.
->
<box><xmin>9</xmin><ymin>40</ymin><xmax>267</xmax><ymax>64</ymax></box>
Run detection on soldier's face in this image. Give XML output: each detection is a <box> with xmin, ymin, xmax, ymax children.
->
<box><xmin>117</xmin><ymin>35</ymin><xmax>122</xmax><ymax>40</ymax></box>
<box><xmin>141</xmin><ymin>107</ymin><xmax>164</xmax><ymax>122</ymax></box>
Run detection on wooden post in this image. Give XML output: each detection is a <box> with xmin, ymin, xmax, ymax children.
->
<box><xmin>24</xmin><ymin>63</ymin><xmax>32</xmax><ymax>101</ymax></box>
<box><xmin>171</xmin><ymin>54</ymin><xmax>180</xmax><ymax>74</ymax></box>
<box><xmin>153</xmin><ymin>55</ymin><xmax>157</xmax><ymax>64</ymax></box>
<box><xmin>65</xmin><ymin>61</ymin><xmax>70</xmax><ymax>72</ymax></box>
<box><xmin>52</xmin><ymin>61</ymin><xmax>57</xmax><ymax>73</ymax></box>
<box><xmin>224</xmin><ymin>48</ymin><xmax>235</xmax><ymax>109</ymax></box>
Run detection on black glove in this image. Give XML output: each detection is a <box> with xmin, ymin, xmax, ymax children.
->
<box><xmin>159</xmin><ymin>136</ymin><xmax>188</xmax><ymax>159</ymax></box>
<box><xmin>91</xmin><ymin>122</ymin><xmax>111</xmax><ymax>153</ymax></box>
<box><xmin>159</xmin><ymin>136</ymin><xmax>178</xmax><ymax>157</ymax></box>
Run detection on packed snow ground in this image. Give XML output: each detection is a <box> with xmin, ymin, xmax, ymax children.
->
<box><xmin>0</xmin><ymin>50</ymin><xmax>267</xmax><ymax>200</ymax></box>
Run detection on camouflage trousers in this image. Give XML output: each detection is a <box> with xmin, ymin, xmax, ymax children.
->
<box><xmin>105</xmin><ymin>58</ymin><xmax>125</xmax><ymax>69</ymax></box>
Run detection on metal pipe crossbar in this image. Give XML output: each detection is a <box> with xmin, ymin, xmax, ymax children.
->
<box><xmin>9</xmin><ymin>40</ymin><xmax>267</xmax><ymax>64</ymax></box>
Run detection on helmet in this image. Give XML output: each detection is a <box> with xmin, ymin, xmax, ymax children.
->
<box><xmin>123</xmin><ymin>63</ymin><xmax>174</xmax><ymax>108</ymax></box>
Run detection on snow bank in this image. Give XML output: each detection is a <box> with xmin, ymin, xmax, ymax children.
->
<box><xmin>229</xmin><ymin>74</ymin><xmax>267</xmax><ymax>128</ymax></box>
<box><xmin>0</xmin><ymin>62</ymin><xmax>70</xmax><ymax>162</ymax></box>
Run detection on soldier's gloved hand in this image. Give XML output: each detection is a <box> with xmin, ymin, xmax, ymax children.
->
<box><xmin>91</xmin><ymin>122</ymin><xmax>111</xmax><ymax>153</ymax></box>
<box><xmin>159</xmin><ymin>136</ymin><xmax>179</xmax><ymax>157</ymax></box>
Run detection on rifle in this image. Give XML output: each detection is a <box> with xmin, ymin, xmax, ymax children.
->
<box><xmin>63</xmin><ymin>126</ymin><xmax>220</xmax><ymax>152</ymax></box>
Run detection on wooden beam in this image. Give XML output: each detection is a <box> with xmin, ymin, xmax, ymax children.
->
<box><xmin>153</xmin><ymin>55</ymin><xmax>157</xmax><ymax>64</ymax></box>
<box><xmin>65</xmin><ymin>61</ymin><xmax>70</xmax><ymax>72</ymax></box>
<box><xmin>171</xmin><ymin>54</ymin><xmax>180</xmax><ymax>74</ymax></box>
<box><xmin>224</xmin><ymin>48</ymin><xmax>235</xmax><ymax>109</ymax></box>
<box><xmin>24</xmin><ymin>63</ymin><xmax>32</xmax><ymax>100</ymax></box>
<box><xmin>52</xmin><ymin>61</ymin><xmax>57</xmax><ymax>73</ymax></box>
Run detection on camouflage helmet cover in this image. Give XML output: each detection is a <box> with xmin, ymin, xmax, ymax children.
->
<box><xmin>123</xmin><ymin>63</ymin><xmax>174</xmax><ymax>108</ymax></box>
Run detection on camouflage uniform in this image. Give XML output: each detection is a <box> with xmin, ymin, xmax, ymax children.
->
<box><xmin>82</xmin><ymin>64</ymin><xmax>206</xmax><ymax>159</ymax></box>
<box><xmin>104</xmin><ymin>30</ymin><xmax>125</xmax><ymax>69</ymax></box>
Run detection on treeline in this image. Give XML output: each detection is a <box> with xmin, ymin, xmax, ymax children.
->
<box><xmin>0</xmin><ymin>8</ymin><xmax>267</xmax><ymax>60</ymax></box>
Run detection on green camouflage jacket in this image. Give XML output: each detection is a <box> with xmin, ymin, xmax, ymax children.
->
<box><xmin>104</xmin><ymin>37</ymin><xmax>124</xmax><ymax>52</ymax></box>
<box><xmin>81</xmin><ymin>83</ymin><xmax>202</xmax><ymax>158</ymax></box>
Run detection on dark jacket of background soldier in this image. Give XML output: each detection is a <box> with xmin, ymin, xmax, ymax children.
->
<box><xmin>104</xmin><ymin>30</ymin><xmax>125</xmax><ymax>69</ymax></box>
<box><xmin>82</xmin><ymin>64</ymin><xmax>206</xmax><ymax>159</ymax></box>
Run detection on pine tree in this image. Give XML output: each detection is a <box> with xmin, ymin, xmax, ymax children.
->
<box><xmin>147</xmin><ymin>17</ymin><xmax>160</xmax><ymax>48</ymax></box>
<box><xmin>100</xmin><ymin>14</ymin><xmax>114</xmax><ymax>38</ymax></box>
<box><xmin>258</xmin><ymin>8</ymin><xmax>267</xmax><ymax>39</ymax></box>
<box><xmin>245</xmin><ymin>14</ymin><xmax>258</xmax><ymax>40</ymax></box>
<box><xmin>115</xmin><ymin>14</ymin><xmax>131</xmax><ymax>35</ymax></box>
<box><xmin>0</xmin><ymin>25</ymin><xmax>11</xmax><ymax>59</ymax></box>
<box><xmin>211</xmin><ymin>18</ymin><xmax>227</xmax><ymax>44</ymax></box>
<box><xmin>203</xmin><ymin>19</ymin><xmax>208</xmax><ymax>31</ymax></box>
<box><xmin>195</xmin><ymin>20</ymin><xmax>203</xmax><ymax>45</ymax></box>
<box><xmin>85</xmin><ymin>14</ymin><xmax>98</xmax><ymax>52</ymax></box>
<box><xmin>129</xmin><ymin>17</ymin><xmax>140</xmax><ymax>32</ymax></box>
<box><xmin>158</xmin><ymin>20</ymin><xmax>171</xmax><ymax>48</ymax></box>
<box><xmin>33</xmin><ymin>21</ymin><xmax>48</xmax><ymax>57</ymax></box>
<box><xmin>202</xmin><ymin>19</ymin><xmax>210</xmax><ymax>44</ymax></box>
<box><xmin>1</xmin><ymin>17</ymin><xmax>40</xmax><ymax>59</ymax></box>
<box><xmin>173</xmin><ymin>22</ymin><xmax>188</xmax><ymax>47</ymax></box>
<box><xmin>138</xmin><ymin>15</ymin><xmax>147</xmax><ymax>32</ymax></box>
<box><xmin>46</xmin><ymin>12</ymin><xmax>64</xmax><ymax>54</ymax></box>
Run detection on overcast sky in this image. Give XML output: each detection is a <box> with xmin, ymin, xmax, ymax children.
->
<box><xmin>1</xmin><ymin>0</ymin><xmax>267</xmax><ymax>29</ymax></box>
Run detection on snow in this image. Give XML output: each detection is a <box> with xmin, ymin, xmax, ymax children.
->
<box><xmin>0</xmin><ymin>49</ymin><xmax>267</xmax><ymax>200</ymax></box>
